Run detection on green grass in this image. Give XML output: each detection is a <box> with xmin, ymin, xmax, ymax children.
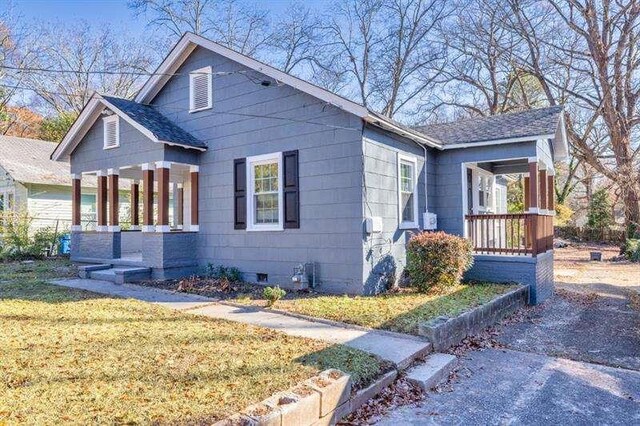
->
<box><xmin>0</xmin><ymin>260</ymin><xmax>383</xmax><ymax>424</ymax></box>
<box><xmin>261</xmin><ymin>284</ymin><xmax>517</xmax><ymax>335</ymax></box>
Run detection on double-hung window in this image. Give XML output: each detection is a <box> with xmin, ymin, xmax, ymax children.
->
<box><xmin>398</xmin><ymin>154</ymin><xmax>419</xmax><ymax>229</ymax></box>
<box><xmin>247</xmin><ymin>152</ymin><xmax>283</xmax><ymax>231</ymax></box>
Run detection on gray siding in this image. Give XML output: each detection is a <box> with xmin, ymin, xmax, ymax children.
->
<box><xmin>361</xmin><ymin>126</ymin><xmax>437</xmax><ymax>293</ymax></box>
<box><xmin>70</xmin><ymin>117</ymin><xmax>198</xmax><ymax>174</ymax></box>
<box><xmin>150</xmin><ymin>46</ymin><xmax>365</xmax><ymax>293</ymax></box>
<box><xmin>434</xmin><ymin>142</ymin><xmax>537</xmax><ymax>236</ymax></box>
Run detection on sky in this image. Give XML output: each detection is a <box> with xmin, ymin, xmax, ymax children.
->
<box><xmin>10</xmin><ymin>0</ymin><xmax>323</xmax><ymax>34</ymax></box>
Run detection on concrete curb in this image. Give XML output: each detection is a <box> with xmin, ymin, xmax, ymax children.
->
<box><xmin>418</xmin><ymin>286</ymin><xmax>529</xmax><ymax>351</ymax></box>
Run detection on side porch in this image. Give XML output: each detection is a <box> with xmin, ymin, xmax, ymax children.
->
<box><xmin>460</xmin><ymin>156</ymin><xmax>556</xmax><ymax>304</ymax></box>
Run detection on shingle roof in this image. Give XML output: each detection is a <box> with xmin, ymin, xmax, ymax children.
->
<box><xmin>102</xmin><ymin>96</ymin><xmax>206</xmax><ymax>149</ymax></box>
<box><xmin>414</xmin><ymin>106</ymin><xmax>564</xmax><ymax>146</ymax></box>
<box><xmin>0</xmin><ymin>136</ymin><xmax>95</xmax><ymax>187</ymax></box>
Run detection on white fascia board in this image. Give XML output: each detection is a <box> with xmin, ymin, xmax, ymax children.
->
<box><xmin>51</xmin><ymin>95</ymin><xmax>102</xmax><ymax>161</ymax></box>
<box><xmin>554</xmin><ymin>114</ymin><xmax>569</xmax><ymax>162</ymax></box>
<box><xmin>441</xmin><ymin>134</ymin><xmax>555</xmax><ymax>150</ymax></box>
<box><xmin>363</xmin><ymin>115</ymin><xmax>442</xmax><ymax>149</ymax></box>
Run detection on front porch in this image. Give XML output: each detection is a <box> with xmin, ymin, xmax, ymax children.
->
<box><xmin>461</xmin><ymin>156</ymin><xmax>556</xmax><ymax>304</ymax></box>
<box><xmin>69</xmin><ymin>161</ymin><xmax>201</xmax><ymax>279</ymax></box>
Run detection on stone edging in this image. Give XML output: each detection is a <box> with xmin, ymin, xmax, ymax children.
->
<box><xmin>417</xmin><ymin>285</ymin><xmax>529</xmax><ymax>351</ymax></box>
<box><xmin>214</xmin><ymin>369</ymin><xmax>398</xmax><ymax>426</ymax></box>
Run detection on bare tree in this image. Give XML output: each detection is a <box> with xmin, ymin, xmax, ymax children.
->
<box><xmin>373</xmin><ymin>0</ymin><xmax>451</xmax><ymax>118</ymax></box>
<box><xmin>130</xmin><ymin>0</ymin><xmax>271</xmax><ymax>56</ymax></box>
<box><xmin>510</xmin><ymin>0</ymin><xmax>640</xmax><ymax>230</ymax></box>
<box><xmin>24</xmin><ymin>22</ymin><xmax>153</xmax><ymax>115</ymax></box>
<box><xmin>268</xmin><ymin>3</ymin><xmax>319</xmax><ymax>74</ymax></box>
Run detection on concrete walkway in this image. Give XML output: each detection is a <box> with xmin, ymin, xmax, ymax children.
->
<box><xmin>50</xmin><ymin>278</ymin><xmax>431</xmax><ymax>368</ymax></box>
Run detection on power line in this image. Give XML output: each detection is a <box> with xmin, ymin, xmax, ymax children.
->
<box><xmin>0</xmin><ymin>83</ymin><xmax>359</xmax><ymax>132</ymax></box>
<box><xmin>0</xmin><ymin>64</ymin><xmax>248</xmax><ymax>77</ymax></box>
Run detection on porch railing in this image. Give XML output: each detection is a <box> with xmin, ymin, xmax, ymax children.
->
<box><xmin>465</xmin><ymin>213</ymin><xmax>553</xmax><ymax>256</ymax></box>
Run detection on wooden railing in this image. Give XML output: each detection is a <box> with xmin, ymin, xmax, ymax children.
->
<box><xmin>465</xmin><ymin>213</ymin><xmax>554</xmax><ymax>256</ymax></box>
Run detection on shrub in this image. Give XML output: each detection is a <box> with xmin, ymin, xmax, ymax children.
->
<box><xmin>0</xmin><ymin>211</ymin><xmax>58</xmax><ymax>260</ymax></box>
<box><xmin>587</xmin><ymin>189</ymin><xmax>614</xmax><ymax>229</ymax></box>
<box><xmin>263</xmin><ymin>286</ymin><xmax>286</xmax><ymax>307</ymax></box>
<box><xmin>554</xmin><ymin>203</ymin><xmax>574</xmax><ymax>226</ymax></box>
<box><xmin>405</xmin><ymin>231</ymin><xmax>473</xmax><ymax>292</ymax></box>
<box><xmin>623</xmin><ymin>239</ymin><xmax>640</xmax><ymax>262</ymax></box>
<box><xmin>204</xmin><ymin>264</ymin><xmax>243</xmax><ymax>282</ymax></box>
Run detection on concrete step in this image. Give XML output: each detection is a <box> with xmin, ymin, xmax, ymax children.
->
<box><xmin>89</xmin><ymin>267</ymin><xmax>151</xmax><ymax>284</ymax></box>
<box><xmin>405</xmin><ymin>353</ymin><xmax>457</xmax><ymax>391</ymax></box>
<box><xmin>78</xmin><ymin>264</ymin><xmax>112</xmax><ymax>279</ymax></box>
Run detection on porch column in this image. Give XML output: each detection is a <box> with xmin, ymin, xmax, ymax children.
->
<box><xmin>156</xmin><ymin>161</ymin><xmax>170</xmax><ymax>233</ymax></box>
<box><xmin>131</xmin><ymin>180</ymin><xmax>140</xmax><ymax>230</ymax></box>
<box><xmin>527</xmin><ymin>159</ymin><xmax>538</xmax><ymax>213</ymax></box>
<box><xmin>71</xmin><ymin>173</ymin><xmax>82</xmax><ymax>232</ymax></box>
<box><xmin>547</xmin><ymin>173</ymin><xmax>555</xmax><ymax>211</ymax></box>
<box><xmin>107</xmin><ymin>168</ymin><xmax>120</xmax><ymax>232</ymax></box>
<box><xmin>189</xmin><ymin>165</ymin><xmax>199</xmax><ymax>231</ymax></box>
<box><xmin>524</xmin><ymin>177</ymin><xmax>530</xmax><ymax>210</ymax></box>
<box><xmin>142</xmin><ymin>163</ymin><xmax>155</xmax><ymax>232</ymax></box>
<box><xmin>97</xmin><ymin>171</ymin><xmax>107</xmax><ymax>232</ymax></box>
<box><xmin>176</xmin><ymin>183</ymin><xmax>184</xmax><ymax>230</ymax></box>
<box><xmin>539</xmin><ymin>168</ymin><xmax>547</xmax><ymax>213</ymax></box>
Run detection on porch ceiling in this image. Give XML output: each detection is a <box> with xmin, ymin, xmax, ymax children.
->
<box><xmin>477</xmin><ymin>159</ymin><xmax>529</xmax><ymax>175</ymax></box>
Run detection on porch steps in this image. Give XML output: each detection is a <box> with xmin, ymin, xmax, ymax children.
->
<box><xmin>77</xmin><ymin>264</ymin><xmax>112</xmax><ymax>279</ymax></box>
<box><xmin>405</xmin><ymin>353</ymin><xmax>458</xmax><ymax>391</ymax></box>
<box><xmin>88</xmin><ymin>267</ymin><xmax>151</xmax><ymax>284</ymax></box>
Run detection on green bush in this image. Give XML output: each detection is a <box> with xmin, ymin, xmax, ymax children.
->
<box><xmin>204</xmin><ymin>264</ymin><xmax>243</xmax><ymax>282</ymax></box>
<box><xmin>405</xmin><ymin>231</ymin><xmax>474</xmax><ymax>292</ymax></box>
<box><xmin>624</xmin><ymin>239</ymin><xmax>640</xmax><ymax>262</ymax></box>
<box><xmin>0</xmin><ymin>211</ymin><xmax>58</xmax><ymax>260</ymax></box>
<box><xmin>263</xmin><ymin>286</ymin><xmax>286</xmax><ymax>307</ymax></box>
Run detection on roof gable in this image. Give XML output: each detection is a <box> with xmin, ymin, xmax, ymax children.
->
<box><xmin>51</xmin><ymin>94</ymin><xmax>204</xmax><ymax>161</ymax></box>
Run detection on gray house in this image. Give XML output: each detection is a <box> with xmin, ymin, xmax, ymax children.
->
<box><xmin>52</xmin><ymin>33</ymin><xmax>567</xmax><ymax>304</ymax></box>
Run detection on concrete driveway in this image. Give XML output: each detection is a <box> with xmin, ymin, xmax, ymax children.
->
<box><xmin>377</xmin><ymin>245</ymin><xmax>640</xmax><ymax>425</ymax></box>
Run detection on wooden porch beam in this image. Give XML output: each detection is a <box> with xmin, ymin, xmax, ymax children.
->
<box><xmin>190</xmin><ymin>165</ymin><xmax>199</xmax><ymax>232</ymax></box>
<box><xmin>108</xmin><ymin>169</ymin><xmax>119</xmax><ymax>232</ymax></box>
<box><xmin>142</xmin><ymin>164</ymin><xmax>154</xmax><ymax>232</ymax></box>
<box><xmin>71</xmin><ymin>174</ymin><xmax>82</xmax><ymax>232</ymax></box>
<box><xmin>156</xmin><ymin>161</ymin><xmax>170</xmax><ymax>232</ymax></box>
<box><xmin>131</xmin><ymin>180</ymin><xmax>140</xmax><ymax>230</ymax></box>
<box><xmin>97</xmin><ymin>172</ymin><xmax>107</xmax><ymax>231</ymax></box>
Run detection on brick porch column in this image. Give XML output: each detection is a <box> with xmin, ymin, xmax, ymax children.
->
<box><xmin>131</xmin><ymin>180</ymin><xmax>140</xmax><ymax>230</ymax></box>
<box><xmin>156</xmin><ymin>161</ymin><xmax>171</xmax><ymax>233</ymax></box>
<box><xmin>97</xmin><ymin>171</ymin><xmax>107</xmax><ymax>232</ymax></box>
<box><xmin>142</xmin><ymin>163</ymin><xmax>155</xmax><ymax>232</ymax></box>
<box><xmin>108</xmin><ymin>168</ymin><xmax>120</xmax><ymax>232</ymax></box>
<box><xmin>189</xmin><ymin>165</ymin><xmax>199</xmax><ymax>232</ymax></box>
<box><xmin>176</xmin><ymin>183</ymin><xmax>184</xmax><ymax>230</ymax></box>
<box><xmin>71</xmin><ymin>173</ymin><xmax>82</xmax><ymax>232</ymax></box>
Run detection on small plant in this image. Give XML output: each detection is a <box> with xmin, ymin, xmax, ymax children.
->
<box><xmin>623</xmin><ymin>239</ymin><xmax>640</xmax><ymax>262</ymax></box>
<box><xmin>204</xmin><ymin>263</ymin><xmax>243</xmax><ymax>282</ymax></box>
<box><xmin>263</xmin><ymin>286</ymin><xmax>286</xmax><ymax>307</ymax></box>
<box><xmin>405</xmin><ymin>231</ymin><xmax>473</xmax><ymax>292</ymax></box>
<box><xmin>0</xmin><ymin>211</ymin><xmax>59</xmax><ymax>260</ymax></box>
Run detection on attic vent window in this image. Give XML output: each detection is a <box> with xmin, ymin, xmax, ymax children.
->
<box><xmin>189</xmin><ymin>66</ymin><xmax>213</xmax><ymax>112</ymax></box>
<box><xmin>103</xmin><ymin>115</ymin><xmax>119</xmax><ymax>149</ymax></box>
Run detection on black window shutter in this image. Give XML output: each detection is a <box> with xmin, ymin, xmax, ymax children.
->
<box><xmin>234</xmin><ymin>158</ymin><xmax>246</xmax><ymax>229</ymax></box>
<box><xmin>283</xmin><ymin>150</ymin><xmax>300</xmax><ymax>229</ymax></box>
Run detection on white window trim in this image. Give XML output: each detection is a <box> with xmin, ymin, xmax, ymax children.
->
<box><xmin>102</xmin><ymin>115</ymin><xmax>120</xmax><ymax>150</ymax></box>
<box><xmin>246</xmin><ymin>152</ymin><xmax>284</xmax><ymax>232</ymax></box>
<box><xmin>189</xmin><ymin>65</ymin><xmax>213</xmax><ymax>112</ymax></box>
<box><xmin>397</xmin><ymin>153</ymin><xmax>419</xmax><ymax>230</ymax></box>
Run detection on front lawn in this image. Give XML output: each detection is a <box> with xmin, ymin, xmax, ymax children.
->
<box><xmin>250</xmin><ymin>283</ymin><xmax>517</xmax><ymax>335</ymax></box>
<box><xmin>0</xmin><ymin>260</ymin><xmax>383</xmax><ymax>424</ymax></box>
